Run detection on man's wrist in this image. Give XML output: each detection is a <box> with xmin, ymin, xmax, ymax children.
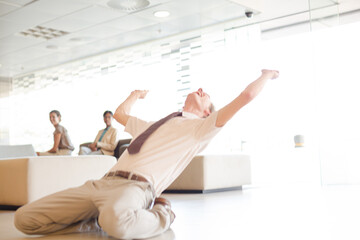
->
<box><xmin>131</xmin><ymin>91</ymin><xmax>139</xmax><ymax>99</ymax></box>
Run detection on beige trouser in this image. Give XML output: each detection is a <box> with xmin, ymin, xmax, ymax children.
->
<box><xmin>38</xmin><ymin>149</ymin><xmax>72</xmax><ymax>156</ymax></box>
<box><xmin>78</xmin><ymin>146</ymin><xmax>103</xmax><ymax>155</ymax></box>
<box><xmin>14</xmin><ymin>176</ymin><xmax>172</xmax><ymax>239</ymax></box>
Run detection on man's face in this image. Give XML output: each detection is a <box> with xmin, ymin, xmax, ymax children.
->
<box><xmin>184</xmin><ymin>88</ymin><xmax>211</xmax><ymax>117</ymax></box>
<box><xmin>104</xmin><ymin>113</ymin><xmax>113</xmax><ymax>127</ymax></box>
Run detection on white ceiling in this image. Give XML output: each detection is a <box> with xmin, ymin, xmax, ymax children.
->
<box><xmin>0</xmin><ymin>0</ymin><xmax>359</xmax><ymax>78</ymax></box>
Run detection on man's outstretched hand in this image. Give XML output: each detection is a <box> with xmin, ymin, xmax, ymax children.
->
<box><xmin>131</xmin><ymin>90</ymin><xmax>149</xmax><ymax>99</ymax></box>
<box><xmin>115</xmin><ymin>90</ymin><xmax>149</xmax><ymax>127</ymax></box>
<box><xmin>261</xmin><ymin>69</ymin><xmax>280</xmax><ymax>80</ymax></box>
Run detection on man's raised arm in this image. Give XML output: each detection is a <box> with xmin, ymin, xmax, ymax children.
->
<box><xmin>114</xmin><ymin>90</ymin><xmax>149</xmax><ymax>127</ymax></box>
<box><xmin>216</xmin><ymin>69</ymin><xmax>279</xmax><ymax>127</ymax></box>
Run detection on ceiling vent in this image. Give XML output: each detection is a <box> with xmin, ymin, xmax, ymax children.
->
<box><xmin>107</xmin><ymin>0</ymin><xmax>150</xmax><ymax>12</ymax></box>
<box><xmin>18</xmin><ymin>26</ymin><xmax>69</xmax><ymax>40</ymax></box>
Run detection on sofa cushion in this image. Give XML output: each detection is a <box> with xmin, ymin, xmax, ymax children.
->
<box><xmin>0</xmin><ymin>144</ymin><xmax>36</xmax><ymax>159</ymax></box>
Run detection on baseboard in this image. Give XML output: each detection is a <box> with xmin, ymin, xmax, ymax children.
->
<box><xmin>163</xmin><ymin>186</ymin><xmax>242</xmax><ymax>194</ymax></box>
<box><xmin>0</xmin><ymin>205</ymin><xmax>20</xmax><ymax>210</ymax></box>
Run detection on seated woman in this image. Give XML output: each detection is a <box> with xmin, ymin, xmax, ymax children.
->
<box><xmin>79</xmin><ymin>110</ymin><xmax>119</xmax><ymax>156</ymax></box>
<box><xmin>37</xmin><ymin>110</ymin><xmax>74</xmax><ymax>156</ymax></box>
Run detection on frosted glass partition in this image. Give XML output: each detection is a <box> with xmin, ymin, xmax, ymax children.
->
<box><xmin>0</xmin><ymin>78</ymin><xmax>11</xmax><ymax>145</ymax></box>
<box><xmin>309</xmin><ymin>0</ymin><xmax>340</xmax><ymax>31</ymax></box>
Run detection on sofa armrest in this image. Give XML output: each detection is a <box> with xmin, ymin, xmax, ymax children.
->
<box><xmin>167</xmin><ymin>154</ymin><xmax>251</xmax><ymax>192</ymax></box>
<box><xmin>0</xmin><ymin>158</ymin><xmax>29</xmax><ymax>206</ymax></box>
<box><xmin>0</xmin><ymin>155</ymin><xmax>117</xmax><ymax>206</ymax></box>
<box><xmin>114</xmin><ymin>139</ymin><xmax>132</xmax><ymax>159</ymax></box>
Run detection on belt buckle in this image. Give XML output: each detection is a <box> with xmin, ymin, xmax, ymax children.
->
<box><xmin>128</xmin><ymin>172</ymin><xmax>134</xmax><ymax>180</ymax></box>
<box><xmin>115</xmin><ymin>170</ymin><xmax>121</xmax><ymax>177</ymax></box>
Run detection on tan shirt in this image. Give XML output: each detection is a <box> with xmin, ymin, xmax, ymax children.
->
<box><xmin>95</xmin><ymin>126</ymin><xmax>119</xmax><ymax>156</ymax></box>
<box><xmin>54</xmin><ymin>125</ymin><xmax>74</xmax><ymax>151</ymax></box>
<box><xmin>109</xmin><ymin>111</ymin><xmax>222</xmax><ymax>196</ymax></box>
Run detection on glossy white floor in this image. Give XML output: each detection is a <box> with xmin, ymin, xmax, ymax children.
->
<box><xmin>1</xmin><ymin>184</ymin><xmax>360</xmax><ymax>240</ymax></box>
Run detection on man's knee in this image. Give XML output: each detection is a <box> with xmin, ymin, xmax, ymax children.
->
<box><xmin>14</xmin><ymin>206</ymin><xmax>39</xmax><ymax>234</ymax></box>
<box><xmin>98</xmin><ymin>207</ymin><xmax>135</xmax><ymax>239</ymax></box>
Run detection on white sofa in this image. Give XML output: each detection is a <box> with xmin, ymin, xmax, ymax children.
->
<box><xmin>0</xmin><ymin>153</ymin><xmax>250</xmax><ymax>206</ymax></box>
<box><xmin>0</xmin><ymin>155</ymin><xmax>117</xmax><ymax>206</ymax></box>
<box><xmin>166</xmin><ymin>154</ymin><xmax>251</xmax><ymax>193</ymax></box>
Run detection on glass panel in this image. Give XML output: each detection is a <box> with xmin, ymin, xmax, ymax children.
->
<box><xmin>0</xmin><ymin>78</ymin><xmax>11</xmax><ymax>144</ymax></box>
<box><xmin>308</xmin><ymin>0</ymin><xmax>360</xmax><ymax>185</ymax></box>
<box><xmin>312</xmin><ymin>21</ymin><xmax>360</xmax><ymax>185</ymax></box>
<box><xmin>309</xmin><ymin>0</ymin><xmax>339</xmax><ymax>31</ymax></box>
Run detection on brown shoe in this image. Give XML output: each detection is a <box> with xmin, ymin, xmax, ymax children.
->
<box><xmin>154</xmin><ymin>197</ymin><xmax>176</xmax><ymax>224</ymax></box>
<box><xmin>154</xmin><ymin>197</ymin><xmax>171</xmax><ymax>209</ymax></box>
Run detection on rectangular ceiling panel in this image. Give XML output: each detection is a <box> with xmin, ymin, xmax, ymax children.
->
<box><xmin>109</xmin><ymin>14</ymin><xmax>158</xmax><ymax>31</ymax></box>
<box><xmin>0</xmin><ymin>34</ymin><xmax>44</xmax><ymax>55</ymax></box>
<box><xmin>1</xmin><ymin>7</ymin><xmax>59</xmax><ymax>26</ymax></box>
<box><xmin>42</xmin><ymin>17</ymin><xmax>94</xmax><ymax>32</ymax></box>
<box><xmin>0</xmin><ymin>19</ymin><xmax>32</xmax><ymax>38</ymax></box>
<box><xmin>72</xmin><ymin>23</ymin><xmax>126</xmax><ymax>39</ymax></box>
<box><xmin>1</xmin><ymin>0</ymin><xmax>34</xmax><ymax>7</ymax></box>
<box><xmin>25</xmin><ymin>0</ymin><xmax>92</xmax><ymax>16</ymax></box>
<box><xmin>67</xmin><ymin>5</ymin><xmax>126</xmax><ymax>23</ymax></box>
<box><xmin>3</xmin><ymin>46</ymin><xmax>54</xmax><ymax>64</ymax></box>
<box><xmin>0</xmin><ymin>2</ymin><xmax>18</xmax><ymax>16</ymax></box>
<box><xmin>203</xmin><ymin>2</ymin><xmax>246</xmax><ymax>21</ymax></box>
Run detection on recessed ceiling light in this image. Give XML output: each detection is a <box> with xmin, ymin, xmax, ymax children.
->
<box><xmin>69</xmin><ymin>37</ymin><xmax>95</xmax><ymax>42</ymax></box>
<box><xmin>153</xmin><ymin>10</ymin><xmax>170</xmax><ymax>18</ymax></box>
<box><xmin>69</xmin><ymin>37</ymin><xmax>83</xmax><ymax>42</ymax></box>
<box><xmin>46</xmin><ymin>45</ymin><xmax>58</xmax><ymax>49</ymax></box>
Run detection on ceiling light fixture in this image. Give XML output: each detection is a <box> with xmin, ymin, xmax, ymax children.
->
<box><xmin>107</xmin><ymin>0</ymin><xmax>150</xmax><ymax>12</ymax></box>
<box><xmin>69</xmin><ymin>37</ymin><xmax>95</xmax><ymax>42</ymax></box>
<box><xmin>153</xmin><ymin>10</ymin><xmax>170</xmax><ymax>18</ymax></box>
